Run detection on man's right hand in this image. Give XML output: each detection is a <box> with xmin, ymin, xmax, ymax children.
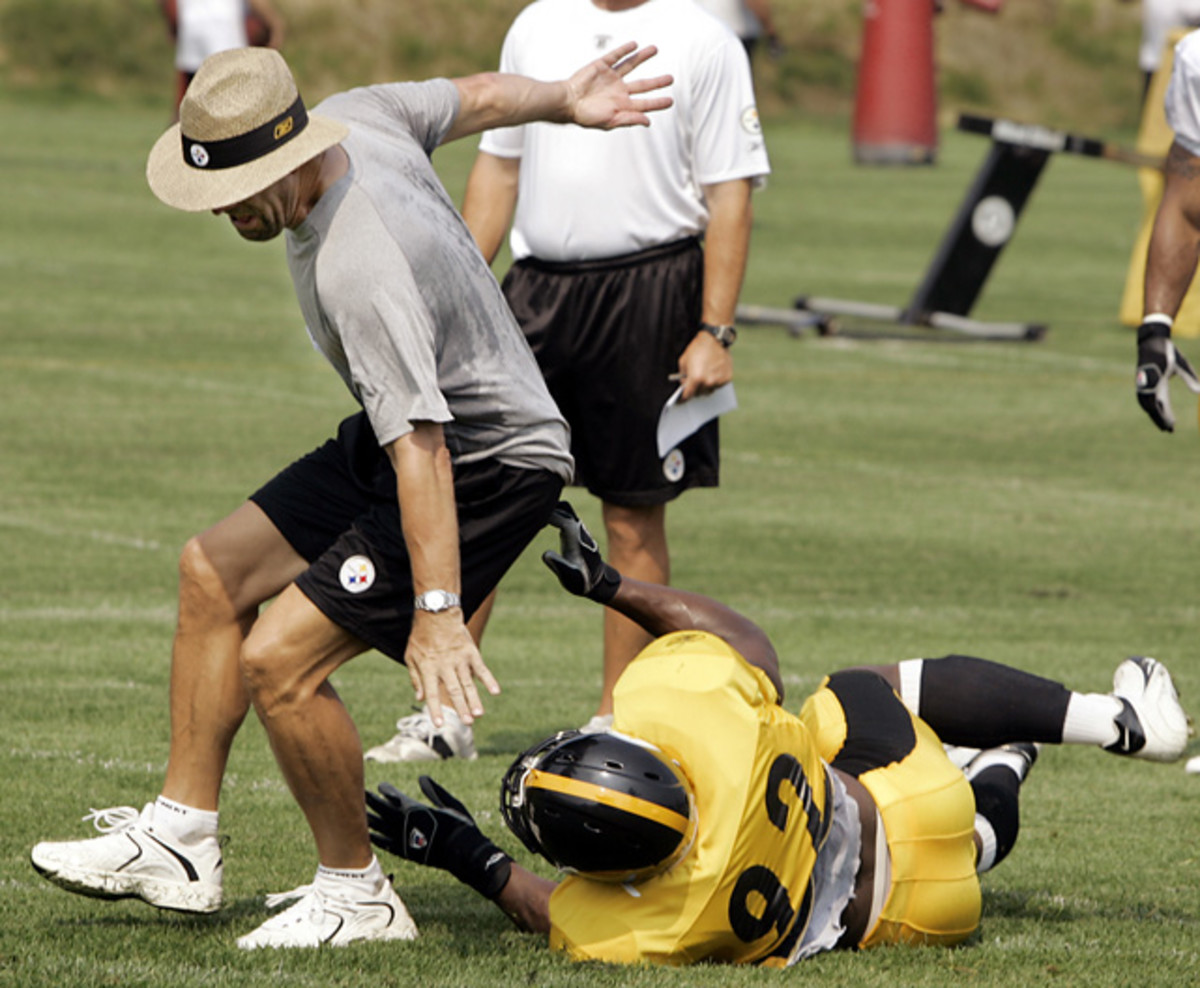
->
<box><xmin>1136</xmin><ymin>322</ymin><xmax>1200</xmax><ymax>431</ymax></box>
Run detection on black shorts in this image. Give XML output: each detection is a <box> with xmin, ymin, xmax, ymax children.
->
<box><xmin>250</xmin><ymin>412</ymin><xmax>563</xmax><ymax>663</ymax></box>
<box><xmin>502</xmin><ymin>238</ymin><xmax>718</xmax><ymax>507</ymax></box>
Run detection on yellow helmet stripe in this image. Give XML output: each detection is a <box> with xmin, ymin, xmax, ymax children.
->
<box><xmin>526</xmin><ymin>770</ymin><xmax>690</xmax><ymax>834</ymax></box>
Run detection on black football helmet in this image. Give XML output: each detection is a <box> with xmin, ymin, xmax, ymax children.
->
<box><xmin>500</xmin><ymin>729</ymin><xmax>698</xmax><ymax>884</ymax></box>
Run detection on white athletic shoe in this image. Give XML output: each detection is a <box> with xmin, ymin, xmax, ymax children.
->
<box><xmin>236</xmin><ymin>879</ymin><xmax>418</xmax><ymax>949</ymax></box>
<box><xmin>364</xmin><ymin>706</ymin><xmax>477</xmax><ymax>763</ymax></box>
<box><xmin>1106</xmin><ymin>657</ymin><xmax>1192</xmax><ymax>762</ymax></box>
<box><xmin>943</xmin><ymin>744</ymin><xmax>981</xmax><ymax>770</ymax></box>
<box><xmin>30</xmin><ymin>803</ymin><xmax>223</xmax><ymax>913</ymax></box>
<box><xmin>964</xmin><ymin>742</ymin><xmax>1040</xmax><ymax>783</ymax></box>
<box><xmin>579</xmin><ymin>713</ymin><xmax>614</xmax><ymax>734</ymax></box>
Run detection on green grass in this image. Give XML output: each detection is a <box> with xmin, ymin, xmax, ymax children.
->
<box><xmin>2</xmin><ymin>94</ymin><xmax>1199</xmax><ymax>987</ymax></box>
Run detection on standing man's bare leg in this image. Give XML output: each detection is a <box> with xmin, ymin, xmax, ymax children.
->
<box><xmin>597</xmin><ymin>501</ymin><xmax>669</xmax><ymax>716</ymax></box>
<box><xmin>162</xmin><ymin>501</ymin><xmax>309</xmax><ymax>811</ymax></box>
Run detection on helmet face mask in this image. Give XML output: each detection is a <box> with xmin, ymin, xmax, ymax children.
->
<box><xmin>500</xmin><ymin>730</ymin><xmax>698</xmax><ymax>884</ymax></box>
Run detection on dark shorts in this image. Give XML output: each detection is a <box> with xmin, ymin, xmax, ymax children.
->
<box><xmin>501</xmin><ymin>238</ymin><xmax>718</xmax><ymax>507</ymax></box>
<box><xmin>250</xmin><ymin>412</ymin><xmax>563</xmax><ymax>663</ymax></box>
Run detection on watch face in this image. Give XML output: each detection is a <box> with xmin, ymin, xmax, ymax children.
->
<box><xmin>417</xmin><ymin>590</ymin><xmax>459</xmax><ymax>611</ymax></box>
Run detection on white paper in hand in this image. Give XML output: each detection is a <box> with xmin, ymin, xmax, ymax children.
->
<box><xmin>656</xmin><ymin>383</ymin><xmax>737</xmax><ymax>458</ymax></box>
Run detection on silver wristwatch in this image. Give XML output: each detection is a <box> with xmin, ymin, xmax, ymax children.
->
<box><xmin>701</xmin><ymin>322</ymin><xmax>738</xmax><ymax>348</ymax></box>
<box><xmin>414</xmin><ymin>589</ymin><xmax>462</xmax><ymax>613</ymax></box>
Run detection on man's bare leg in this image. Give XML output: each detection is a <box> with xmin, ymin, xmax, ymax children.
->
<box><xmin>240</xmin><ymin>585</ymin><xmax>373</xmax><ymax>868</ymax></box>
<box><xmin>597</xmin><ymin>501</ymin><xmax>668</xmax><ymax>716</ymax></box>
<box><xmin>162</xmin><ymin>501</ymin><xmax>308</xmax><ymax>810</ymax></box>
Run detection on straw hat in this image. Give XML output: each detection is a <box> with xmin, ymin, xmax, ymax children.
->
<box><xmin>147</xmin><ymin>47</ymin><xmax>349</xmax><ymax>212</ymax></box>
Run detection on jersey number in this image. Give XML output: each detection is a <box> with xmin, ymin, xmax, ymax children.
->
<box><xmin>727</xmin><ymin>753</ymin><xmax>830</xmax><ymax>955</ymax></box>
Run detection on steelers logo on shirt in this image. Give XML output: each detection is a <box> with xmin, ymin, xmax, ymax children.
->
<box><xmin>740</xmin><ymin>106</ymin><xmax>762</xmax><ymax>136</ymax></box>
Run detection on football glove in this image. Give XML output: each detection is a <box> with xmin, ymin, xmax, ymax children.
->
<box><xmin>366</xmin><ymin>777</ymin><xmax>512</xmax><ymax>899</ymax></box>
<box><xmin>541</xmin><ymin>501</ymin><xmax>621</xmax><ymax>603</ymax></box>
<box><xmin>1136</xmin><ymin>322</ymin><xmax>1200</xmax><ymax>432</ymax></box>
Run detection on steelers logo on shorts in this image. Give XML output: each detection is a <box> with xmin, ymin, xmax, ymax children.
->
<box><xmin>662</xmin><ymin>448</ymin><xmax>685</xmax><ymax>482</ymax></box>
<box><xmin>339</xmin><ymin>555</ymin><xmax>376</xmax><ymax>594</ymax></box>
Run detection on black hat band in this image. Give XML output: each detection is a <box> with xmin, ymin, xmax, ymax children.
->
<box><xmin>182</xmin><ymin>95</ymin><xmax>308</xmax><ymax>171</ymax></box>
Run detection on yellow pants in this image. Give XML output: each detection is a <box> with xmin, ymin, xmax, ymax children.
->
<box><xmin>799</xmin><ymin>671</ymin><xmax>980</xmax><ymax>947</ymax></box>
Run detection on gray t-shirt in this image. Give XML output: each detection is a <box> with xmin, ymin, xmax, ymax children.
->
<box><xmin>286</xmin><ymin>79</ymin><xmax>572</xmax><ymax>481</ymax></box>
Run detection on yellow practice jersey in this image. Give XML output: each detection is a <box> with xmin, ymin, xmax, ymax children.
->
<box><xmin>548</xmin><ymin>631</ymin><xmax>834</xmax><ymax>966</ymax></box>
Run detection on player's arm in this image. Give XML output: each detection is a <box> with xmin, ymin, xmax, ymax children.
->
<box><xmin>461</xmin><ymin>151</ymin><xmax>520</xmax><ymax>265</ymax></box>
<box><xmin>1145</xmin><ymin>140</ymin><xmax>1200</xmax><ymax>317</ymax></box>
<box><xmin>367</xmin><ymin>777</ymin><xmax>556</xmax><ymax>934</ymax></box>
<box><xmin>443</xmin><ymin>42</ymin><xmax>672</xmax><ymax>144</ymax></box>
<box><xmin>1135</xmin><ymin>139</ymin><xmax>1200</xmax><ymax>432</ymax></box>
<box><xmin>386</xmin><ymin>423</ymin><xmax>500</xmax><ymax>724</ymax></box>
<box><xmin>494</xmin><ymin>865</ymin><xmax>555</xmax><ymax>934</ymax></box>
<box><xmin>676</xmin><ymin>178</ymin><xmax>753</xmax><ymax>400</ymax></box>
<box><xmin>542</xmin><ymin>502</ymin><xmax>783</xmax><ymax>697</ymax></box>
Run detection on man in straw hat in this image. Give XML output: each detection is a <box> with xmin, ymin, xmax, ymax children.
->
<box><xmin>30</xmin><ymin>43</ymin><xmax>672</xmax><ymax>949</ymax></box>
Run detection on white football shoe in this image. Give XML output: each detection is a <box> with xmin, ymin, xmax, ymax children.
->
<box><xmin>364</xmin><ymin>706</ymin><xmax>477</xmax><ymax>763</ymax></box>
<box><xmin>1106</xmin><ymin>657</ymin><xmax>1192</xmax><ymax>762</ymax></box>
<box><xmin>30</xmin><ymin>803</ymin><xmax>223</xmax><ymax>913</ymax></box>
<box><xmin>236</xmin><ymin>878</ymin><xmax>418</xmax><ymax>949</ymax></box>
<box><xmin>964</xmin><ymin>742</ymin><xmax>1040</xmax><ymax>783</ymax></box>
<box><xmin>579</xmin><ymin>713</ymin><xmax>614</xmax><ymax>734</ymax></box>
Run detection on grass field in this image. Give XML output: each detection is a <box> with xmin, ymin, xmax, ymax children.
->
<box><xmin>2</xmin><ymin>92</ymin><xmax>1199</xmax><ymax>987</ymax></box>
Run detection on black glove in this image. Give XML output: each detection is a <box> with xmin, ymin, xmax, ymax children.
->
<box><xmin>541</xmin><ymin>501</ymin><xmax>621</xmax><ymax>603</ymax></box>
<box><xmin>1136</xmin><ymin>321</ymin><xmax>1200</xmax><ymax>432</ymax></box>
<box><xmin>366</xmin><ymin>777</ymin><xmax>512</xmax><ymax>899</ymax></box>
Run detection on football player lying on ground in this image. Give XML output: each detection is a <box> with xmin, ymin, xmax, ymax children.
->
<box><xmin>367</xmin><ymin>502</ymin><xmax>1193</xmax><ymax>966</ymax></box>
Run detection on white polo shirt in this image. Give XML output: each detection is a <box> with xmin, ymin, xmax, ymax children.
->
<box><xmin>479</xmin><ymin>0</ymin><xmax>770</xmax><ymax>262</ymax></box>
<box><xmin>1166</xmin><ymin>30</ymin><xmax>1200</xmax><ymax>152</ymax></box>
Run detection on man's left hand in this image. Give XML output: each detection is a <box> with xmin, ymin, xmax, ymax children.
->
<box><xmin>675</xmin><ymin>330</ymin><xmax>733</xmax><ymax>401</ymax></box>
<box><xmin>404</xmin><ymin>613</ymin><xmax>499</xmax><ymax>725</ymax></box>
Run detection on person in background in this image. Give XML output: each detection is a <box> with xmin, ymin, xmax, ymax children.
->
<box><xmin>159</xmin><ymin>0</ymin><xmax>286</xmax><ymax>117</ymax></box>
<box><xmin>1135</xmin><ymin>30</ymin><xmax>1200</xmax><ymax>430</ymax></box>
<box><xmin>694</xmin><ymin>0</ymin><xmax>783</xmax><ymax>63</ymax></box>
<box><xmin>365</xmin><ymin>0</ymin><xmax>770</xmax><ymax>765</ymax></box>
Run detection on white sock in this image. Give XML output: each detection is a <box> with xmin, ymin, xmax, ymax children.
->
<box><xmin>152</xmin><ymin>795</ymin><xmax>218</xmax><ymax>843</ymax></box>
<box><xmin>1062</xmin><ymin>692</ymin><xmax>1123</xmax><ymax>747</ymax></box>
<box><xmin>974</xmin><ymin>814</ymin><xmax>998</xmax><ymax>874</ymax></box>
<box><xmin>316</xmin><ymin>857</ymin><xmax>387</xmax><ymax>898</ymax></box>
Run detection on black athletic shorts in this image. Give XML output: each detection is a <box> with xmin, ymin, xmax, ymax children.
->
<box><xmin>250</xmin><ymin>411</ymin><xmax>563</xmax><ymax>663</ymax></box>
<box><xmin>501</xmin><ymin>237</ymin><xmax>718</xmax><ymax>507</ymax></box>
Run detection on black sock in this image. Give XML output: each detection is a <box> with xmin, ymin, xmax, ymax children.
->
<box><xmin>971</xmin><ymin>766</ymin><xmax>1021</xmax><ymax>870</ymax></box>
<box><xmin>918</xmin><ymin>654</ymin><xmax>1070</xmax><ymax>747</ymax></box>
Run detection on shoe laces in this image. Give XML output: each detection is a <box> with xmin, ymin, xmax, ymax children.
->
<box><xmin>82</xmin><ymin>806</ymin><xmax>140</xmax><ymax>834</ymax></box>
<box><xmin>264</xmin><ymin>883</ymin><xmax>317</xmax><ymax>910</ymax></box>
<box><xmin>394</xmin><ymin>708</ymin><xmax>437</xmax><ymax>741</ymax></box>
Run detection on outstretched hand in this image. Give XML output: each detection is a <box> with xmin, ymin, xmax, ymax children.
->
<box><xmin>541</xmin><ymin>501</ymin><xmax>621</xmax><ymax>602</ymax></box>
<box><xmin>366</xmin><ymin>777</ymin><xmax>513</xmax><ymax>899</ymax></box>
<box><xmin>565</xmin><ymin>42</ymin><xmax>673</xmax><ymax>130</ymax></box>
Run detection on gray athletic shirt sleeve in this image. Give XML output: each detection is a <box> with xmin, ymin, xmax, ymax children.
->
<box><xmin>285</xmin><ymin>78</ymin><xmax>572</xmax><ymax>481</ymax></box>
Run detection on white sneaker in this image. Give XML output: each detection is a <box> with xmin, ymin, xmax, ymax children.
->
<box><xmin>236</xmin><ymin>879</ymin><xmax>418</xmax><ymax>949</ymax></box>
<box><xmin>364</xmin><ymin>706</ymin><xmax>477</xmax><ymax>763</ymax></box>
<box><xmin>30</xmin><ymin>804</ymin><xmax>223</xmax><ymax>913</ymax></box>
<box><xmin>964</xmin><ymin>742</ymin><xmax>1040</xmax><ymax>783</ymax></box>
<box><xmin>1106</xmin><ymin>657</ymin><xmax>1192</xmax><ymax>762</ymax></box>
<box><xmin>943</xmin><ymin>744</ymin><xmax>981</xmax><ymax>770</ymax></box>
<box><xmin>579</xmin><ymin>713</ymin><xmax>614</xmax><ymax>734</ymax></box>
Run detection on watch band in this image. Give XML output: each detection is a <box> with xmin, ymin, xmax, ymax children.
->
<box><xmin>701</xmin><ymin>322</ymin><xmax>738</xmax><ymax>348</ymax></box>
<box><xmin>414</xmin><ymin>589</ymin><xmax>462</xmax><ymax>613</ymax></box>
